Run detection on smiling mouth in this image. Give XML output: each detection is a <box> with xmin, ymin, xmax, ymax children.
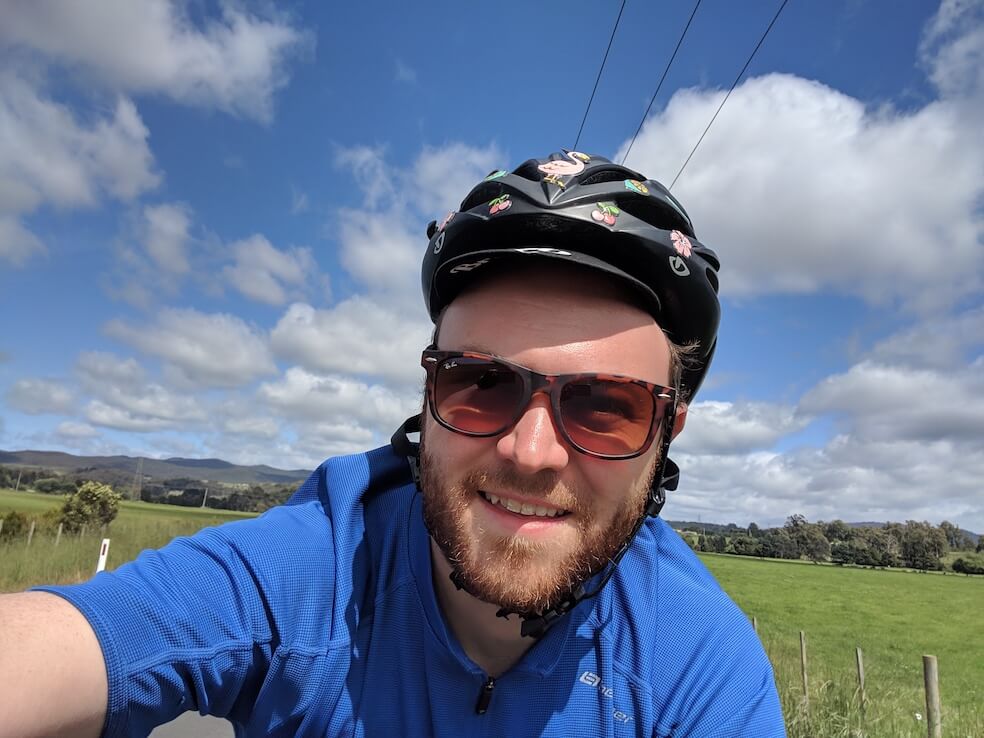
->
<box><xmin>479</xmin><ymin>491</ymin><xmax>570</xmax><ymax>519</ymax></box>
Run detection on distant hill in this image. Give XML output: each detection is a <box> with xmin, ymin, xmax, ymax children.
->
<box><xmin>0</xmin><ymin>450</ymin><xmax>311</xmax><ymax>485</ymax></box>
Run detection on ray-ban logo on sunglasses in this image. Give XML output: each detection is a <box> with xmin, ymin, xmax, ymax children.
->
<box><xmin>443</xmin><ymin>360</ymin><xmax>458</xmax><ymax>370</ymax></box>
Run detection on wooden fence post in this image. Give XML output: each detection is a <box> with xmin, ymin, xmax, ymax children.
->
<box><xmin>55</xmin><ymin>522</ymin><xmax>64</xmax><ymax>547</ymax></box>
<box><xmin>855</xmin><ymin>646</ymin><xmax>866</xmax><ymax>716</ymax></box>
<box><xmin>923</xmin><ymin>655</ymin><xmax>942</xmax><ymax>738</ymax></box>
<box><xmin>80</xmin><ymin>523</ymin><xmax>87</xmax><ymax>538</ymax></box>
<box><xmin>752</xmin><ymin>616</ymin><xmax>758</xmax><ymax>633</ymax></box>
<box><xmin>799</xmin><ymin>631</ymin><xmax>809</xmax><ymax>707</ymax></box>
<box><xmin>26</xmin><ymin>520</ymin><xmax>36</xmax><ymax>546</ymax></box>
<box><xmin>0</xmin><ymin>518</ymin><xmax>4</xmax><ymax>537</ymax></box>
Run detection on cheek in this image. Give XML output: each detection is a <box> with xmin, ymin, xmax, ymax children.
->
<box><xmin>577</xmin><ymin>457</ymin><xmax>653</xmax><ymax>512</ymax></box>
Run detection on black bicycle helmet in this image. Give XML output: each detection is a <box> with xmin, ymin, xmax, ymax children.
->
<box><xmin>421</xmin><ymin>150</ymin><xmax>720</xmax><ymax>400</ymax></box>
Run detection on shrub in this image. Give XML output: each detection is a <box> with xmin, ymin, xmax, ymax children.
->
<box><xmin>59</xmin><ymin>481</ymin><xmax>122</xmax><ymax>533</ymax></box>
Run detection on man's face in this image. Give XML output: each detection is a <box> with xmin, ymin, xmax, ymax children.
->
<box><xmin>419</xmin><ymin>265</ymin><xmax>682</xmax><ymax>614</ymax></box>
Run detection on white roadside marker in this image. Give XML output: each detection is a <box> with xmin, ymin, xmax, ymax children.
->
<box><xmin>96</xmin><ymin>538</ymin><xmax>111</xmax><ymax>573</ymax></box>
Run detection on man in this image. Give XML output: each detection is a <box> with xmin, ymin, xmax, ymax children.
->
<box><xmin>0</xmin><ymin>152</ymin><xmax>784</xmax><ymax>737</ymax></box>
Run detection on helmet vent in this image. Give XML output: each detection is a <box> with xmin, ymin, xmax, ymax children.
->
<box><xmin>617</xmin><ymin>198</ymin><xmax>694</xmax><ymax>236</ymax></box>
<box><xmin>579</xmin><ymin>169</ymin><xmax>629</xmax><ymax>186</ymax></box>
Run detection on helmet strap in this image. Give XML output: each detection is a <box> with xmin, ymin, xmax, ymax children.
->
<box><xmin>391</xmin><ymin>411</ymin><xmax>678</xmax><ymax>639</ymax></box>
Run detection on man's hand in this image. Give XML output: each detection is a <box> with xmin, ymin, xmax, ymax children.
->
<box><xmin>0</xmin><ymin>592</ymin><xmax>107</xmax><ymax>738</ymax></box>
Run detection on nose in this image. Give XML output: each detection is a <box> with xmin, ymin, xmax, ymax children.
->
<box><xmin>496</xmin><ymin>392</ymin><xmax>570</xmax><ymax>474</ymax></box>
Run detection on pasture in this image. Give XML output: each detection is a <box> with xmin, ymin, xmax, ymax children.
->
<box><xmin>2</xmin><ymin>488</ymin><xmax>980</xmax><ymax>736</ymax></box>
<box><xmin>0</xmin><ymin>488</ymin><xmax>255</xmax><ymax>592</ymax></box>
<box><xmin>701</xmin><ymin>553</ymin><xmax>984</xmax><ymax>737</ymax></box>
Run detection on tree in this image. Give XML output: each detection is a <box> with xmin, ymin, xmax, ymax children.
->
<box><xmin>939</xmin><ymin>520</ymin><xmax>974</xmax><ymax>551</ymax></box>
<box><xmin>977</xmin><ymin>538</ymin><xmax>984</xmax><ymax>554</ymax></box>
<box><xmin>729</xmin><ymin>535</ymin><xmax>762</xmax><ymax>557</ymax></box>
<box><xmin>823</xmin><ymin>519</ymin><xmax>853</xmax><ymax>543</ymax></box>
<box><xmin>952</xmin><ymin>558</ymin><xmax>984</xmax><ymax>575</ymax></box>
<box><xmin>898</xmin><ymin>521</ymin><xmax>947</xmax><ymax>570</ymax></box>
<box><xmin>0</xmin><ymin>510</ymin><xmax>28</xmax><ymax>540</ymax></box>
<box><xmin>59</xmin><ymin>481</ymin><xmax>122</xmax><ymax>533</ymax></box>
<box><xmin>758</xmin><ymin>529</ymin><xmax>799</xmax><ymax>560</ymax></box>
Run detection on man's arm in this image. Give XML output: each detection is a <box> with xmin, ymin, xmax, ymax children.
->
<box><xmin>0</xmin><ymin>592</ymin><xmax>107</xmax><ymax>738</ymax></box>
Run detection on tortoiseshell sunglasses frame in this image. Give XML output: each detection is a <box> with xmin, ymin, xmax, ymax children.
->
<box><xmin>421</xmin><ymin>348</ymin><xmax>677</xmax><ymax>460</ymax></box>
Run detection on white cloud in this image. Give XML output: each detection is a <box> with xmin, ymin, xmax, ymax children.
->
<box><xmin>74</xmin><ymin>351</ymin><xmax>208</xmax><ymax>432</ymax></box>
<box><xmin>270</xmin><ymin>298</ymin><xmax>431</xmax><ymax>386</ymax></box>
<box><xmin>673</xmin><ymin>400</ymin><xmax>808</xmax><ymax>456</ymax></box>
<box><xmin>0</xmin><ymin>75</ymin><xmax>159</xmax><ymax>211</ymax></box>
<box><xmin>0</xmin><ymin>0</ymin><xmax>312</xmax><ymax>122</ymax></box>
<box><xmin>920</xmin><ymin>0</ymin><xmax>984</xmax><ymax>99</ymax></box>
<box><xmin>142</xmin><ymin>203</ymin><xmax>191</xmax><ymax>274</ymax></box>
<box><xmin>54</xmin><ymin>421</ymin><xmax>99</xmax><ymax>439</ymax></box>
<box><xmin>799</xmin><ymin>360</ymin><xmax>984</xmax><ymax>443</ymax></box>
<box><xmin>337</xmin><ymin>208</ymin><xmax>421</xmax><ymax>297</ymax></box>
<box><xmin>222</xmin><ymin>234</ymin><xmax>315</xmax><ymax>305</ymax></box>
<box><xmin>4</xmin><ymin>378</ymin><xmax>74</xmax><ymax>414</ymax></box>
<box><xmin>258</xmin><ymin>366</ymin><xmax>418</xmax><ymax>431</ymax></box>
<box><xmin>0</xmin><ymin>215</ymin><xmax>46</xmax><ymax>266</ymax></box>
<box><xmin>618</xmin><ymin>73</ymin><xmax>983</xmax><ymax>312</ymax></box>
<box><xmin>290</xmin><ymin>186</ymin><xmax>309</xmax><ymax>215</ymax></box>
<box><xmin>105</xmin><ymin>309</ymin><xmax>276</xmax><ymax>387</ymax></box>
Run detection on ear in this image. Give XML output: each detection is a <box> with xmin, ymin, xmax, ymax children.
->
<box><xmin>670</xmin><ymin>402</ymin><xmax>688</xmax><ymax>440</ymax></box>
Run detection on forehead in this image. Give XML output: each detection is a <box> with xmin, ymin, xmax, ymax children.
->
<box><xmin>438</xmin><ymin>264</ymin><xmax>671</xmax><ymax>382</ymax></box>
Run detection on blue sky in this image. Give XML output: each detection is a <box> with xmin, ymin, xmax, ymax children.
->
<box><xmin>1</xmin><ymin>0</ymin><xmax>981</xmax><ymax>531</ymax></box>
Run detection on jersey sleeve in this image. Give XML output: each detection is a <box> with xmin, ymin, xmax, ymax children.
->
<box><xmin>33</xmin><ymin>499</ymin><xmax>336</xmax><ymax>738</ymax></box>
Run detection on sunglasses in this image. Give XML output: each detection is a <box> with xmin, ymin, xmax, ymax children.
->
<box><xmin>421</xmin><ymin>348</ymin><xmax>677</xmax><ymax>460</ymax></box>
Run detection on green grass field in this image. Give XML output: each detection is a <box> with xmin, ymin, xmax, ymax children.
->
<box><xmin>700</xmin><ymin>552</ymin><xmax>984</xmax><ymax>737</ymax></box>
<box><xmin>0</xmin><ymin>488</ymin><xmax>254</xmax><ymax>591</ymax></box>
<box><xmin>2</xmin><ymin>488</ymin><xmax>981</xmax><ymax>736</ymax></box>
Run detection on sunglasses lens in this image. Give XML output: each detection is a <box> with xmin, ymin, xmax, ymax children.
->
<box><xmin>560</xmin><ymin>380</ymin><xmax>655</xmax><ymax>456</ymax></box>
<box><xmin>433</xmin><ymin>357</ymin><xmax>524</xmax><ymax>434</ymax></box>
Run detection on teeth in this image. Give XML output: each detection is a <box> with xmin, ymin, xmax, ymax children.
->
<box><xmin>483</xmin><ymin>492</ymin><xmax>564</xmax><ymax>518</ymax></box>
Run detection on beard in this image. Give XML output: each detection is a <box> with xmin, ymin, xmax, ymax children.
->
<box><xmin>419</xmin><ymin>433</ymin><xmax>657</xmax><ymax>615</ymax></box>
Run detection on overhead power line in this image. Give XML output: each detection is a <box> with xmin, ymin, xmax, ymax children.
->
<box><xmin>669</xmin><ymin>0</ymin><xmax>791</xmax><ymax>190</ymax></box>
<box><xmin>574</xmin><ymin>0</ymin><xmax>627</xmax><ymax>152</ymax></box>
<box><xmin>620</xmin><ymin>0</ymin><xmax>703</xmax><ymax>166</ymax></box>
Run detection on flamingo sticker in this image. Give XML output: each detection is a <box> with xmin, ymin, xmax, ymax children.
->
<box><xmin>538</xmin><ymin>151</ymin><xmax>591</xmax><ymax>178</ymax></box>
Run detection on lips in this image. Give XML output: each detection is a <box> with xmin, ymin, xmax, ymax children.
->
<box><xmin>479</xmin><ymin>490</ymin><xmax>569</xmax><ymax>519</ymax></box>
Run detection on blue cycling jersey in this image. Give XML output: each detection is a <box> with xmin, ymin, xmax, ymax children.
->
<box><xmin>38</xmin><ymin>443</ymin><xmax>785</xmax><ymax>737</ymax></box>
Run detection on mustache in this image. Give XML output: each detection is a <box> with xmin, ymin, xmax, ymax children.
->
<box><xmin>456</xmin><ymin>465</ymin><xmax>587</xmax><ymax>515</ymax></box>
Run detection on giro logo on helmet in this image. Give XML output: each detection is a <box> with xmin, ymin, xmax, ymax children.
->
<box><xmin>669</xmin><ymin>255</ymin><xmax>690</xmax><ymax>277</ymax></box>
<box><xmin>514</xmin><ymin>247</ymin><xmax>573</xmax><ymax>257</ymax></box>
<box><xmin>433</xmin><ymin>231</ymin><xmax>446</xmax><ymax>254</ymax></box>
<box><xmin>450</xmin><ymin>258</ymin><xmax>490</xmax><ymax>274</ymax></box>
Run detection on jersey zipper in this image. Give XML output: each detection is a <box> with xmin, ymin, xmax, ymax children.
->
<box><xmin>474</xmin><ymin>675</ymin><xmax>496</xmax><ymax>714</ymax></box>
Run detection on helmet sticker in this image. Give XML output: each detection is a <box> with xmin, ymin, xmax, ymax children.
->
<box><xmin>669</xmin><ymin>255</ymin><xmax>690</xmax><ymax>277</ymax></box>
<box><xmin>670</xmin><ymin>230</ymin><xmax>693</xmax><ymax>258</ymax></box>
<box><xmin>591</xmin><ymin>202</ymin><xmax>620</xmax><ymax>227</ymax></box>
<box><xmin>489</xmin><ymin>195</ymin><xmax>511</xmax><ymax>214</ymax></box>
<box><xmin>450</xmin><ymin>258</ymin><xmax>490</xmax><ymax>274</ymax></box>
<box><xmin>484</xmin><ymin>170</ymin><xmax>507</xmax><ymax>181</ymax></box>
<box><xmin>437</xmin><ymin>211</ymin><xmax>455</xmax><ymax>232</ymax></box>
<box><xmin>432</xmin><ymin>231</ymin><xmax>446</xmax><ymax>254</ymax></box>
<box><xmin>542</xmin><ymin>173</ymin><xmax>567</xmax><ymax>188</ymax></box>
<box><xmin>537</xmin><ymin>151</ymin><xmax>590</xmax><ymax>178</ymax></box>
<box><xmin>624</xmin><ymin>179</ymin><xmax>649</xmax><ymax>195</ymax></box>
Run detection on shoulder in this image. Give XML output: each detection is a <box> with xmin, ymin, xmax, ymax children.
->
<box><xmin>602</xmin><ymin>519</ymin><xmax>783</xmax><ymax>733</ymax></box>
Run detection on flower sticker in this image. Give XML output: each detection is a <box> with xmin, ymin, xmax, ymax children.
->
<box><xmin>591</xmin><ymin>202</ymin><xmax>620</xmax><ymax>226</ymax></box>
<box><xmin>670</xmin><ymin>230</ymin><xmax>692</xmax><ymax>258</ymax></box>
<box><xmin>489</xmin><ymin>195</ymin><xmax>512</xmax><ymax>215</ymax></box>
<box><xmin>543</xmin><ymin>173</ymin><xmax>566</xmax><ymax>188</ymax></box>
<box><xmin>624</xmin><ymin>179</ymin><xmax>649</xmax><ymax>195</ymax></box>
<box><xmin>485</xmin><ymin>170</ymin><xmax>507</xmax><ymax>181</ymax></box>
<box><xmin>437</xmin><ymin>211</ymin><xmax>455</xmax><ymax>232</ymax></box>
